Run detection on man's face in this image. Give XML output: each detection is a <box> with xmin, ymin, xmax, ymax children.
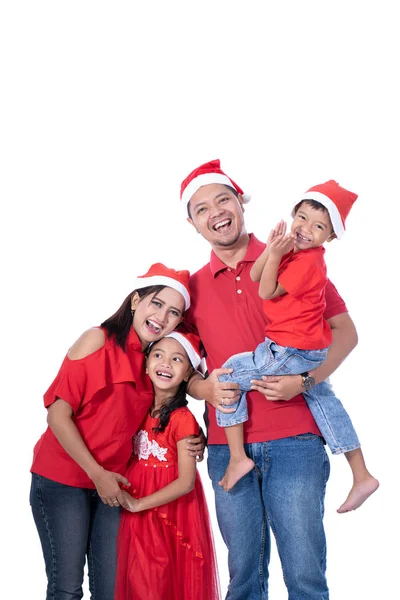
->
<box><xmin>187</xmin><ymin>183</ymin><xmax>246</xmax><ymax>248</ymax></box>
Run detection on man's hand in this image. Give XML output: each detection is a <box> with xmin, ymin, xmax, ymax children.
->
<box><xmin>187</xmin><ymin>429</ymin><xmax>206</xmax><ymax>462</ymax></box>
<box><xmin>251</xmin><ymin>374</ymin><xmax>303</xmax><ymax>401</ymax></box>
<box><xmin>188</xmin><ymin>368</ymin><xmax>241</xmax><ymax>412</ymax></box>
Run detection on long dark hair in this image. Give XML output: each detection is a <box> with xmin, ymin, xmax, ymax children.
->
<box><xmin>152</xmin><ymin>380</ymin><xmax>189</xmax><ymax>433</ymax></box>
<box><xmin>101</xmin><ymin>285</ymin><xmax>166</xmax><ymax>351</ymax></box>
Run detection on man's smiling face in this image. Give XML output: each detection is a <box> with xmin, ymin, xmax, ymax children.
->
<box><xmin>187</xmin><ymin>183</ymin><xmax>246</xmax><ymax>248</ymax></box>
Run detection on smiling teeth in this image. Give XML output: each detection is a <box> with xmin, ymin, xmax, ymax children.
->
<box><xmin>147</xmin><ymin>319</ymin><xmax>161</xmax><ymax>332</ymax></box>
<box><xmin>157</xmin><ymin>371</ymin><xmax>172</xmax><ymax>378</ymax></box>
<box><xmin>214</xmin><ymin>219</ymin><xmax>230</xmax><ymax>230</ymax></box>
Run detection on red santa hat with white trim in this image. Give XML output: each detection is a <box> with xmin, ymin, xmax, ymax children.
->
<box><xmin>180</xmin><ymin>159</ymin><xmax>251</xmax><ymax>212</ymax></box>
<box><xmin>292</xmin><ymin>180</ymin><xmax>358</xmax><ymax>239</ymax></box>
<box><xmin>164</xmin><ymin>330</ymin><xmax>206</xmax><ymax>375</ymax></box>
<box><xmin>133</xmin><ymin>263</ymin><xmax>191</xmax><ymax>310</ymax></box>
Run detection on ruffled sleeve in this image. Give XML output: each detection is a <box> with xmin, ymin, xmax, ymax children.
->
<box><xmin>170</xmin><ymin>407</ymin><xmax>200</xmax><ymax>443</ymax></box>
<box><xmin>43</xmin><ymin>330</ymin><xmax>151</xmax><ymax>414</ymax></box>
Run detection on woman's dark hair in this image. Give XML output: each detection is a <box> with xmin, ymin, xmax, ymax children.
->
<box><xmin>152</xmin><ymin>380</ymin><xmax>189</xmax><ymax>433</ymax></box>
<box><xmin>101</xmin><ymin>285</ymin><xmax>166</xmax><ymax>351</ymax></box>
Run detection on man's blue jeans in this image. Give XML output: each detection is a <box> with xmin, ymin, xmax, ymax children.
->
<box><xmin>30</xmin><ymin>473</ymin><xmax>121</xmax><ymax>600</ymax></box>
<box><xmin>208</xmin><ymin>436</ymin><xmax>330</xmax><ymax>600</ymax></box>
<box><xmin>218</xmin><ymin>337</ymin><xmax>360</xmax><ymax>454</ymax></box>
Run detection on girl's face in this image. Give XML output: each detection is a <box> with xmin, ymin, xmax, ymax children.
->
<box><xmin>131</xmin><ymin>287</ymin><xmax>185</xmax><ymax>347</ymax></box>
<box><xmin>146</xmin><ymin>338</ymin><xmax>192</xmax><ymax>391</ymax></box>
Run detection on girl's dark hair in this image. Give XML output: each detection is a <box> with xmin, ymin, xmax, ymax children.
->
<box><xmin>101</xmin><ymin>285</ymin><xmax>166</xmax><ymax>351</ymax></box>
<box><xmin>152</xmin><ymin>380</ymin><xmax>189</xmax><ymax>433</ymax></box>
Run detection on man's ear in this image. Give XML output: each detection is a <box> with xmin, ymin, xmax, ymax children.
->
<box><xmin>187</xmin><ymin>216</ymin><xmax>200</xmax><ymax>233</ymax></box>
<box><xmin>238</xmin><ymin>194</ymin><xmax>246</xmax><ymax>213</ymax></box>
<box><xmin>131</xmin><ymin>292</ymin><xmax>140</xmax><ymax>310</ymax></box>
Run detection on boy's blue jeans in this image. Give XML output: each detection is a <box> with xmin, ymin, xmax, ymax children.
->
<box><xmin>218</xmin><ymin>336</ymin><xmax>360</xmax><ymax>454</ymax></box>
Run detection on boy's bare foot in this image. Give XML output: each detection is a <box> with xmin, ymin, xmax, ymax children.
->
<box><xmin>218</xmin><ymin>456</ymin><xmax>255</xmax><ymax>492</ymax></box>
<box><xmin>337</xmin><ymin>476</ymin><xmax>380</xmax><ymax>513</ymax></box>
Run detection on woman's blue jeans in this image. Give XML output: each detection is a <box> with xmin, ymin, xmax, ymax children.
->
<box><xmin>208</xmin><ymin>435</ymin><xmax>330</xmax><ymax>600</ymax></box>
<box><xmin>30</xmin><ymin>473</ymin><xmax>121</xmax><ymax>600</ymax></box>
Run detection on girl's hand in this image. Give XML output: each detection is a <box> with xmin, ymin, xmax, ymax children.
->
<box><xmin>186</xmin><ymin>428</ymin><xmax>206</xmax><ymax>462</ymax></box>
<box><xmin>91</xmin><ymin>468</ymin><xmax>130</xmax><ymax>507</ymax></box>
<box><xmin>120</xmin><ymin>490</ymin><xmax>141</xmax><ymax>513</ymax></box>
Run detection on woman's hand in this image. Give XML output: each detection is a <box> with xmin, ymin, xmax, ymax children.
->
<box><xmin>186</xmin><ymin>428</ymin><xmax>206</xmax><ymax>462</ymax></box>
<box><xmin>91</xmin><ymin>467</ymin><xmax>131</xmax><ymax>507</ymax></box>
<box><xmin>250</xmin><ymin>374</ymin><xmax>303</xmax><ymax>401</ymax></box>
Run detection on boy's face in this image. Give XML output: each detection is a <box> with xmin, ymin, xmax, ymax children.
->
<box><xmin>291</xmin><ymin>202</ymin><xmax>336</xmax><ymax>250</ymax></box>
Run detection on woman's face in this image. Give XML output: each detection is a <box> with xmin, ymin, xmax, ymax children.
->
<box><xmin>131</xmin><ymin>287</ymin><xmax>185</xmax><ymax>346</ymax></box>
<box><xmin>146</xmin><ymin>337</ymin><xmax>192</xmax><ymax>390</ymax></box>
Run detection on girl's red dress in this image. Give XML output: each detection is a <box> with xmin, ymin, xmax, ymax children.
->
<box><xmin>115</xmin><ymin>407</ymin><xmax>220</xmax><ymax>600</ymax></box>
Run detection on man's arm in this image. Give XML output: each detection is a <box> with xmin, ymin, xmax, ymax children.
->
<box><xmin>250</xmin><ymin>312</ymin><xmax>358</xmax><ymax>400</ymax></box>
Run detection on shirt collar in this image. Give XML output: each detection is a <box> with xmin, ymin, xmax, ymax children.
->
<box><xmin>127</xmin><ymin>326</ymin><xmax>144</xmax><ymax>351</ymax></box>
<box><xmin>209</xmin><ymin>233</ymin><xmax>265</xmax><ymax>277</ymax></box>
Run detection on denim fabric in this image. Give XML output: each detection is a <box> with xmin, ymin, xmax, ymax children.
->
<box><xmin>30</xmin><ymin>474</ymin><xmax>121</xmax><ymax>600</ymax></box>
<box><xmin>217</xmin><ymin>337</ymin><xmax>360</xmax><ymax>454</ymax></box>
<box><xmin>208</xmin><ymin>436</ymin><xmax>330</xmax><ymax>600</ymax></box>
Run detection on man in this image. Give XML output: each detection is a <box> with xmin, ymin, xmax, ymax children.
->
<box><xmin>182</xmin><ymin>159</ymin><xmax>358</xmax><ymax>600</ymax></box>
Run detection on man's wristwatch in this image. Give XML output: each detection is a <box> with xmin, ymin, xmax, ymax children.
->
<box><xmin>301</xmin><ymin>371</ymin><xmax>316</xmax><ymax>391</ymax></box>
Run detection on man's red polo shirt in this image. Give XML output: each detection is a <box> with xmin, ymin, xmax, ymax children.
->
<box><xmin>187</xmin><ymin>234</ymin><xmax>347</xmax><ymax>445</ymax></box>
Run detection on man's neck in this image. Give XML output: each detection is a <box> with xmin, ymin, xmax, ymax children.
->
<box><xmin>211</xmin><ymin>233</ymin><xmax>251</xmax><ymax>270</ymax></box>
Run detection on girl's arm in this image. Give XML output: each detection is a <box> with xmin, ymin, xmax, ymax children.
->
<box><xmin>120</xmin><ymin>436</ymin><xmax>197</xmax><ymax>512</ymax></box>
<box><xmin>47</xmin><ymin>400</ymin><xmax>130</xmax><ymax>505</ymax></box>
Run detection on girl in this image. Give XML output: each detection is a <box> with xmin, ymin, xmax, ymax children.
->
<box><xmin>115</xmin><ymin>331</ymin><xmax>221</xmax><ymax>600</ymax></box>
<box><xmin>30</xmin><ymin>263</ymin><xmax>205</xmax><ymax>600</ymax></box>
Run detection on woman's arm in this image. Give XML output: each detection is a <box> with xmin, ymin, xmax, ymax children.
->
<box><xmin>120</xmin><ymin>436</ymin><xmax>197</xmax><ymax>512</ymax></box>
<box><xmin>46</xmin><ymin>327</ymin><xmax>130</xmax><ymax>505</ymax></box>
<box><xmin>47</xmin><ymin>400</ymin><xmax>130</xmax><ymax>505</ymax></box>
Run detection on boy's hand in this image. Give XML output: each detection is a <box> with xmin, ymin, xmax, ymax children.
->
<box><xmin>267</xmin><ymin>220</ymin><xmax>286</xmax><ymax>246</ymax></box>
<box><xmin>268</xmin><ymin>233</ymin><xmax>295</xmax><ymax>259</ymax></box>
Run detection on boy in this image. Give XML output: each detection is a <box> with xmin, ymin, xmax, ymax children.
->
<box><xmin>218</xmin><ymin>180</ymin><xmax>379</xmax><ymax>513</ymax></box>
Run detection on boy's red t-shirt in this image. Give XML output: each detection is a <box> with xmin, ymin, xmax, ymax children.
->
<box><xmin>264</xmin><ymin>246</ymin><xmax>332</xmax><ymax>350</ymax></box>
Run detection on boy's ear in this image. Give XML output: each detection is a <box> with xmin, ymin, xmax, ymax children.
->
<box><xmin>327</xmin><ymin>232</ymin><xmax>337</xmax><ymax>243</ymax></box>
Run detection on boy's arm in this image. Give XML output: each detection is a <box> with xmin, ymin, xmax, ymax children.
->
<box><xmin>250</xmin><ymin>246</ymin><xmax>269</xmax><ymax>282</ymax></box>
<box><xmin>258</xmin><ymin>232</ymin><xmax>294</xmax><ymax>299</ymax></box>
<box><xmin>120</xmin><ymin>437</ymin><xmax>197</xmax><ymax>512</ymax></box>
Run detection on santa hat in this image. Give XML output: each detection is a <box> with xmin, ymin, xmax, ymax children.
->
<box><xmin>133</xmin><ymin>263</ymin><xmax>191</xmax><ymax>310</ymax></box>
<box><xmin>293</xmin><ymin>180</ymin><xmax>358</xmax><ymax>239</ymax></box>
<box><xmin>164</xmin><ymin>331</ymin><xmax>206</xmax><ymax>375</ymax></box>
<box><xmin>180</xmin><ymin>159</ymin><xmax>251</xmax><ymax>211</ymax></box>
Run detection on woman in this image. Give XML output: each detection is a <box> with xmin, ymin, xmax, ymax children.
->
<box><xmin>30</xmin><ymin>263</ymin><xmax>205</xmax><ymax>600</ymax></box>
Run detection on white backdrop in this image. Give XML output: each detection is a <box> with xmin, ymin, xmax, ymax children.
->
<box><xmin>1</xmin><ymin>2</ymin><xmax>398</xmax><ymax>598</ymax></box>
